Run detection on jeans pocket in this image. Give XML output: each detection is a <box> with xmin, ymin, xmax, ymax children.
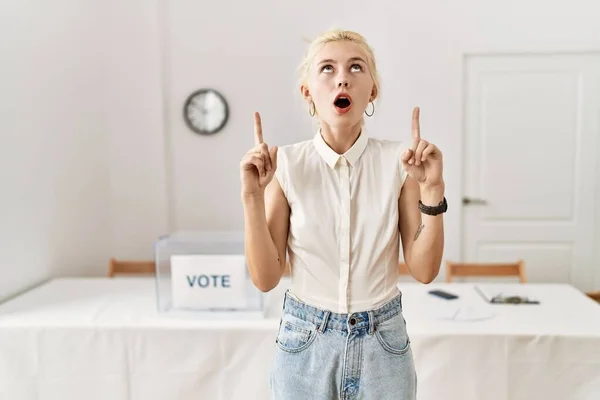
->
<box><xmin>275</xmin><ymin>313</ymin><xmax>318</xmax><ymax>353</ymax></box>
<box><xmin>375</xmin><ymin>312</ymin><xmax>411</xmax><ymax>356</ymax></box>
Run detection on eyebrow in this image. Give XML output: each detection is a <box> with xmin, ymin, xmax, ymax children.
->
<box><xmin>317</xmin><ymin>56</ymin><xmax>367</xmax><ymax>65</ymax></box>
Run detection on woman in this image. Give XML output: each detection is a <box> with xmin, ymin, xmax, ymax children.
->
<box><xmin>240</xmin><ymin>29</ymin><xmax>445</xmax><ymax>400</ymax></box>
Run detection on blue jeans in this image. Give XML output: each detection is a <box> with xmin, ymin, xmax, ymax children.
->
<box><xmin>269</xmin><ymin>291</ymin><xmax>417</xmax><ymax>399</ymax></box>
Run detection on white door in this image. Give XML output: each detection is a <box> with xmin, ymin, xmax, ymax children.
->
<box><xmin>462</xmin><ymin>54</ymin><xmax>600</xmax><ymax>291</ymax></box>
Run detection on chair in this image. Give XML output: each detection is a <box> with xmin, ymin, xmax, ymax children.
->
<box><xmin>445</xmin><ymin>260</ymin><xmax>527</xmax><ymax>283</ymax></box>
<box><xmin>586</xmin><ymin>291</ymin><xmax>600</xmax><ymax>303</ymax></box>
<box><xmin>107</xmin><ymin>258</ymin><xmax>155</xmax><ymax>277</ymax></box>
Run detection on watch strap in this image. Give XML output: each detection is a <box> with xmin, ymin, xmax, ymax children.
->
<box><xmin>419</xmin><ymin>197</ymin><xmax>448</xmax><ymax>215</ymax></box>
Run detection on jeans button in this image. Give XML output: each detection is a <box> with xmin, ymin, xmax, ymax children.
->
<box><xmin>349</xmin><ymin>317</ymin><xmax>357</xmax><ymax>326</ymax></box>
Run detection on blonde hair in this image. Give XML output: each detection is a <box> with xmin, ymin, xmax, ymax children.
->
<box><xmin>297</xmin><ymin>29</ymin><xmax>380</xmax><ymax>101</ymax></box>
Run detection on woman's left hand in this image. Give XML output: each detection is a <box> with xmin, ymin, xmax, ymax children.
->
<box><xmin>401</xmin><ymin>107</ymin><xmax>444</xmax><ymax>189</ymax></box>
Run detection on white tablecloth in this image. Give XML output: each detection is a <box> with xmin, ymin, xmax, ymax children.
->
<box><xmin>1</xmin><ymin>278</ymin><xmax>599</xmax><ymax>400</ymax></box>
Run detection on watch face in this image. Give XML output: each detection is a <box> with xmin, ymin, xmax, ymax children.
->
<box><xmin>183</xmin><ymin>89</ymin><xmax>229</xmax><ymax>135</ymax></box>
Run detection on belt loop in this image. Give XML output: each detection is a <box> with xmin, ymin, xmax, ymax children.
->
<box><xmin>318</xmin><ymin>311</ymin><xmax>331</xmax><ymax>333</ymax></box>
<box><xmin>282</xmin><ymin>290</ymin><xmax>288</xmax><ymax>311</ymax></box>
<box><xmin>368</xmin><ymin>310</ymin><xmax>375</xmax><ymax>335</ymax></box>
<box><xmin>398</xmin><ymin>293</ymin><xmax>403</xmax><ymax>312</ymax></box>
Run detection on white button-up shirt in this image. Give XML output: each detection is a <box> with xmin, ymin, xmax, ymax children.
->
<box><xmin>275</xmin><ymin>130</ymin><xmax>408</xmax><ymax>313</ymax></box>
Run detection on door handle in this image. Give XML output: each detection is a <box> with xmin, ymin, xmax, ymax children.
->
<box><xmin>462</xmin><ymin>197</ymin><xmax>488</xmax><ymax>205</ymax></box>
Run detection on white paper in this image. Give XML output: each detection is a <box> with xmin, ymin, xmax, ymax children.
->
<box><xmin>170</xmin><ymin>254</ymin><xmax>247</xmax><ymax>310</ymax></box>
<box><xmin>433</xmin><ymin>305</ymin><xmax>496</xmax><ymax>322</ymax></box>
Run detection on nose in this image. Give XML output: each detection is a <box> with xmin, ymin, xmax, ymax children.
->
<box><xmin>337</xmin><ymin>70</ymin><xmax>350</xmax><ymax>88</ymax></box>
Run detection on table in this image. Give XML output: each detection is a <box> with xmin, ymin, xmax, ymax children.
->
<box><xmin>399</xmin><ymin>282</ymin><xmax>600</xmax><ymax>400</ymax></box>
<box><xmin>1</xmin><ymin>278</ymin><xmax>599</xmax><ymax>400</ymax></box>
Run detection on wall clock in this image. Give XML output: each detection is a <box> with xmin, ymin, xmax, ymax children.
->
<box><xmin>183</xmin><ymin>89</ymin><xmax>229</xmax><ymax>135</ymax></box>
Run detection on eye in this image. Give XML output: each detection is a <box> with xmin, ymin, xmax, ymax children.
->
<box><xmin>350</xmin><ymin>64</ymin><xmax>363</xmax><ymax>72</ymax></box>
<box><xmin>321</xmin><ymin>65</ymin><xmax>334</xmax><ymax>73</ymax></box>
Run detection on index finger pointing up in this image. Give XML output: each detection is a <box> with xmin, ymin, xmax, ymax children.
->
<box><xmin>411</xmin><ymin>107</ymin><xmax>421</xmax><ymax>146</ymax></box>
<box><xmin>254</xmin><ymin>111</ymin><xmax>264</xmax><ymax>145</ymax></box>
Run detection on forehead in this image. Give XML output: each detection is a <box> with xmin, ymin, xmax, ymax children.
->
<box><xmin>313</xmin><ymin>41</ymin><xmax>367</xmax><ymax>64</ymax></box>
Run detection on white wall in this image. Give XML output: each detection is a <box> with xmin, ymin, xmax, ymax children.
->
<box><xmin>0</xmin><ymin>1</ymin><xmax>111</xmax><ymax>302</ymax></box>
<box><xmin>103</xmin><ymin>1</ymin><xmax>169</xmax><ymax>260</ymax></box>
<box><xmin>108</xmin><ymin>0</ymin><xmax>600</xmax><ymax>284</ymax></box>
<box><xmin>596</xmin><ymin>111</ymin><xmax>600</xmax><ymax>290</ymax></box>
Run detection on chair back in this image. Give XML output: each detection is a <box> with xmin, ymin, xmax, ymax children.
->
<box><xmin>445</xmin><ymin>260</ymin><xmax>527</xmax><ymax>283</ymax></box>
<box><xmin>108</xmin><ymin>258</ymin><xmax>155</xmax><ymax>277</ymax></box>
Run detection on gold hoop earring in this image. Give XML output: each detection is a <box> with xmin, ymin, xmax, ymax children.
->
<box><xmin>308</xmin><ymin>101</ymin><xmax>316</xmax><ymax>117</ymax></box>
<box><xmin>365</xmin><ymin>101</ymin><xmax>375</xmax><ymax>117</ymax></box>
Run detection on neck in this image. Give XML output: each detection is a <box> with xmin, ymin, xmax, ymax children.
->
<box><xmin>319</xmin><ymin>122</ymin><xmax>363</xmax><ymax>154</ymax></box>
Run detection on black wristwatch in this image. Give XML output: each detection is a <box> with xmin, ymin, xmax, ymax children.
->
<box><xmin>419</xmin><ymin>197</ymin><xmax>448</xmax><ymax>216</ymax></box>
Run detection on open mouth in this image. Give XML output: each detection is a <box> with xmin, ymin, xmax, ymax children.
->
<box><xmin>333</xmin><ymin>94</ymin><xmax>352</xmax><ymax>111</ymax></box>
<box><xmin>333</xmin><ymin>96</ymin><xmax>351</xmax><ymax>109</ymax></box>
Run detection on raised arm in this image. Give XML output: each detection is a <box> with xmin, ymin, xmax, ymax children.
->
<box><xmin>398</xmin><ymin>107</ymin><xmax>445</xmax><ymax>283</ymax></box>
<box><xmin>240</xmin><ymin>112</ymin><xmax>290</xmax><ymax>292</ymax></box>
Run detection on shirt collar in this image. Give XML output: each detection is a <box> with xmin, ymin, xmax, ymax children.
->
<box><xmin>312</xmin><ymin>129</ymin><xmax>369</xmax><ymax>169</ymax></box>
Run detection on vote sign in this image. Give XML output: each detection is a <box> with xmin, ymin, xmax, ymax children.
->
<box><xmin>170</xmin><ymin>254</ymin><xmax>247</xmax><ymax>310</ymax></box>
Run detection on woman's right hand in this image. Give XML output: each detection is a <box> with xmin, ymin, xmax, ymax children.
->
<box><xmin>240</xmin><ymin>112</ymin><xmax>278</xmax><ymax>196</ymax></box>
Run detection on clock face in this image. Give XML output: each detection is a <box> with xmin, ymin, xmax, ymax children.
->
<box><xmin>183</xmin><ymin>89</ymin><xmax>229</xmax><ymax>135</ymax></box>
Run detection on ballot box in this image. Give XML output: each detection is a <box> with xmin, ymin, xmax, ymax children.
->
<box><xmin>154</xmin><ymin>231</ymin><xmax>265</xmax><ymax>317</ymax></box>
